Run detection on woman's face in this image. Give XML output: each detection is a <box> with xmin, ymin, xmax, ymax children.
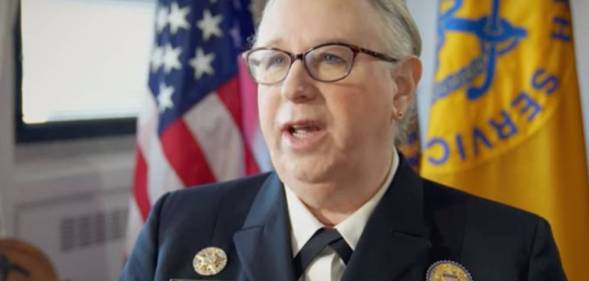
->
<box><xmin>256</xmin><ymin>0</ymin><xmax>417</xmax><ymax>185</ymax></box>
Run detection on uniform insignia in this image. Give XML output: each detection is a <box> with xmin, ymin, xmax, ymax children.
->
<box><xmin>426</xmin><ymin>260</ymin><xmax>472</xmax><ymax>281</ymax></box>
<box><xmin>192</xmin><ymin>247</ymin><xmax>227</xmax><ymax>276</ymax></box>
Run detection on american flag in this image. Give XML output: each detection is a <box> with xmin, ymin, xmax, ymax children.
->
<box><xmin>125</xmin><ymin>0</ymin><xmax>269</xmax><ymax>253</ymax></box>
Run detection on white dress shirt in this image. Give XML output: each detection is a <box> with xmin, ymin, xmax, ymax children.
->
<box><xmin>284</xmin><ymin>151</ymin><xmax>400</xmax><ymax>281</ymax></box>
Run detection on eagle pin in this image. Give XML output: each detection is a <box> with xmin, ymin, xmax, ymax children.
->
<box><xmin>193</xmin><ymin>247</ymin><xmax>227</xmax><ymax>276</ymax></box>
<box><xmin>426</xmin><ymin>260</ymin><xmax>473</xmax><ymax>281</ymax></box>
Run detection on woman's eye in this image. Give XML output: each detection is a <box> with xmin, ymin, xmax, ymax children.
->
<box><xmin>319</xmin><ymin>53</ymin><xmax>345</xmax><ymax>64</ymax></box>
<box><xmin>264</xmin><ymin>55</ymin><xmax>287</xmax><ymax>68</ymax></box>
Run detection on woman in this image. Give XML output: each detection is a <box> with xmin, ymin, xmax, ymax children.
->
<box><xmin>120</xmin><ymin>0</ymin><xmax>566</xmax><ymax>280</ymax></box>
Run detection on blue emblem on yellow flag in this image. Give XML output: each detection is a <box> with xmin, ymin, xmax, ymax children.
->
<box><xmin>435</xmin><ymin>0</ymin><xmax>527</xmax><ymax>101</ymax></box>
<box><xmin>424</xmin><ymin>0</ymin><xmax>571</xmax><ymax>171</ymax></box>
<box><xmin>422</xmin><ymin>0</ymin><xmax>589</xmax><ymax>280</ymax></box>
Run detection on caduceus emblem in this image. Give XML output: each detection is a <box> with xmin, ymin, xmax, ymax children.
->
<box><xmin>435</xmin><ymin>0</ymin><xmax>527</xmax><ymax>102</ymax></box>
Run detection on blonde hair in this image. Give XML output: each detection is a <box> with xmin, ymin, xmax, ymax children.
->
<box><xmin>368</xmin><ymin>0</ymin><xmax>421</xmax><ymax>145</ymax></box>
<box><xmin>252</xmin><ymin>0</ymin><xmax>420</xmax><ymax>56</ymax></box>
<box><xmin>370</xmin><ymin>0</ymin><xmax>421</xmax><ymax>58</ymax></box>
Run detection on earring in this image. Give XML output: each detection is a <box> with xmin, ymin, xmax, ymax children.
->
<box><xmin>392</xmin><ymin>108</ymin><xmax>403</xmax><ymax>120</ymax></box>
<box><xmin>393</xmin><ymin>108</ymin><xmax>403</xmax><ymax>120</ymax></box>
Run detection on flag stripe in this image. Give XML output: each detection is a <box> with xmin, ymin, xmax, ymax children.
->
<box><xmin>236</xmin><ymin>59</ymin><xmax>268</xmax><ymax>173</ymax></box>
<box><xmin>139</xmin><ymin>88</ymin><xmax>184</xmax><ymax>209</ymax></box>
<box><xmin>125</xmin><ymin>199</ymin><xmax>143</xmax><ymax>254</ymax></box>
<box><xmin>216</xmin><ymin>78</ymin><xmax>243</xmax><ymax>128</ymax></box>
<box><xmin>160</xmin><ymin>119</ymin><xmax>217</xmax><ymax>186</ymax></box>
<box><xmin>132</xmin><ymin>149</ymin><xmax>150</xmax><ymax>220</ymax></box>
<box><xmin>244</xmin><ymin>144</ymin><xmax>260</xmax><ymax>174</ymax></box>
<box><xmin>145</xmin><ymin>134</ymin><xmax>183</xmax><ymax>203</ymax></box>
<box><xmin>146</xmin><ymin>140</ymin><xmax>183</xmax><ymax>205</ymax></box>
<box><xmin>184</xmin><ymin>93</ymin><xmax>245</xmax><ymax>181</ymax></box>
<box><xmin>129</xmin><ymin>94</ymin><xmax>158</xmax><ymax>248</ymax></box>
<box><xmin>216</xmin><ymin>77</ymin><xmax>262</xmax><ymax>175</ymax></box>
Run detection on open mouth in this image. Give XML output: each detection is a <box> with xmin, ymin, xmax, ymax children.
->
<box><xmin>287</xmin><ymin>123</ymin><xmax>323</xmax><ymax>138</ymax></box>
<box><xmin>281</xmin><ymin>120</ymin><xmax>327</xmax><ymax>150</ymax></box>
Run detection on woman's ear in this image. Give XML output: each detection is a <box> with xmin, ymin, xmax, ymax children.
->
<box><xmin>391</xmin><ymin>56</ymin><xmax>422</xmax><ymax>119</ymax></box>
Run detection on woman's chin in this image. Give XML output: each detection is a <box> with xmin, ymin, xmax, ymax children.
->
<box><xmin>278</xmin><ymin>160</ymin><xmax>334</xmax><ymax>185</ymax></box>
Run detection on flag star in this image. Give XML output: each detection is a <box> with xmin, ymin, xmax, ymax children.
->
<box><xmin>150</xmin><ymin>45</ymin><xmax>164</xmax><ymax>71</ymax></box>
<box><xmin>162</xmin><ymin>44</ymin><xmax>182</xmax><ymax>73</ymax></box>
<box><xmin>197</xmin><ymin>10</ymin><xmax>223</xmax><ymax>41</ymax></box>
<box><xmin>168</xmin><ymin>2</ymin><xmax>190</xmax><ymax>34</ymax></box>
<box><xmin>190</xmin><ymin>48</ymin><xmax>216</xmax><ymax>79</ymax></box>
<box><xmin>156</xmin><ymin>5</ymin><xmax>169</xmax><ymax>32</ymax></box>
<box><xmin>157</xmin><ymin>83</ymin><xmax>174</xmax><ymax>112</ymax></box>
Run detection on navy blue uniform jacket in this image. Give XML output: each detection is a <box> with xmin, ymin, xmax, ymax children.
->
<box><xmin>120</xmin><ymin>158</ymin><xmax>566</xmax><ymax>281</ymax></box>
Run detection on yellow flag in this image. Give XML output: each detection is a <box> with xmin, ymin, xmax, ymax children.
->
<box><xmin>422</xmin><ymin>0</ymin><xmax>589</xmax><ymax>279</ymax></box>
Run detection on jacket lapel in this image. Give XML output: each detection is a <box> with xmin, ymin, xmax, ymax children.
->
<box><xmin>342</xmin><ymin>157</ymin><xmax>432</xmax><ymax>281</ymax></box>
<box><xmin>423</xmin><ymin>177</ymin><xmax>467</xmax><ymax>266</ymax></box>
<box><xmin>233</xmin><ymin>173</ymin><xmax>296</xmax><ymax>281</ymax></box>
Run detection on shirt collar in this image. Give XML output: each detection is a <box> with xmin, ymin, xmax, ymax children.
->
<box><xmin>284</xmin><ymin>150</ymin><xmax>400</xmax><ymax>255</ymax></box>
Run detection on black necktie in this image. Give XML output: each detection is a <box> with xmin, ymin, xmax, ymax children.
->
<box><xmin>292</xmin><ymin>228</ymin><xmax>353</xmax><ymax>280</ymax></box>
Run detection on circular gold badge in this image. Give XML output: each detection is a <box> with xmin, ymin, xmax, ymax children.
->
<box><xmin>426</xmin><ymin>260</ymin><xmax>472</xmax><ymax>281</ymax></box>
<box><xmin>193</xmin><ymin>247</ymin><xmax>227</xmax><ymax>276</ymax></box>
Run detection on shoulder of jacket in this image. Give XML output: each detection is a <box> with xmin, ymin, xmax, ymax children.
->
<box><xmin>422</xmin><ymin>178</ymin><xmax>544</xmax><ymax>227</ymax></box>
<box><xmin>154</xmin><ymin>172</ymin><xmax>273</xmax><ymax>223</ymax></box>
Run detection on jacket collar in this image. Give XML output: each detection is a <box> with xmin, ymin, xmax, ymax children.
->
<box><xmin>233</xmin><ymin>173</ymin><xmax>296</xmax><ymax>281</ymax></box>
<box><xmin>233</xmin><ymin>156</ymin><xmax>464</xmax><ymax>281</ymax></box>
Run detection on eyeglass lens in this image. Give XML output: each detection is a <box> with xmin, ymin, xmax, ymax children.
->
<box><xmin>247</xmin><ymin>45</ymin><xmax>355</xmax><ymax>84</ymax></box>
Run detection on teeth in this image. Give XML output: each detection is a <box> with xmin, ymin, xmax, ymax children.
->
<box><xmin>289</xmin><ymin>125</ymin><xmax>319</xmax><ymax>137</ymax></box>
<box><xmin>293</xmin><ymin>130</ymin><xmax>309</xmax><ymax>138</ymax></box>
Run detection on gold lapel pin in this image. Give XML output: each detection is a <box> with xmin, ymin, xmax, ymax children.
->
<box><xmin>426</xmin><ymin>260</ymin><xmax>473</xmax><ymax>281</ymax></box>
<box><xmin>192</xmin><ymin>246</ymin><xmax>228</xmax><ymax>276</ymax></box>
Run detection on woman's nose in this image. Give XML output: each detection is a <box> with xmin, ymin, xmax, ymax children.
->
<box><xmin>280</xmin><ymin>60</ymin><xmax>318</xmax><ymax>102</ymax></box>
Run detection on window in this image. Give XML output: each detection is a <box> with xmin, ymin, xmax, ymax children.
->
<box><xmin>17</xmin><ymin>0</ymin><xmax>156</xmax><ymax>142</ymax></box>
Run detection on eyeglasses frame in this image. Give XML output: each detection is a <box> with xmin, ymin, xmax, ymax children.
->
<box><xmin>244</xmin><ymin>42</ymin><xmax>399</xmax><ymax>85</ymax></box>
